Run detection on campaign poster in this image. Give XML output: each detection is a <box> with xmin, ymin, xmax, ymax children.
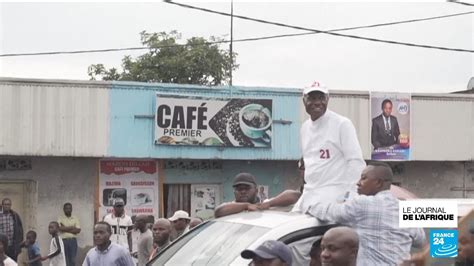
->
<box><xmin>370</xmin><ymin>92</ymin><xmax>411</xmax><ymax>161</ymax></box>
<box><xmin>155</xmin><ymin>95</ymin><xmax>273</xmax><ymax>148</ymax></box>
<box><xmin>190</xmin><ymin>184</ymin><xmax>221</xmax><ymax>220</ymax></box>
<box><xmin>99</xmin><ymin>160</ymin><xmax>158</xmax><ymax>219</ymax></box>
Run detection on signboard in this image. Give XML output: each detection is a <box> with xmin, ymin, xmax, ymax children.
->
<box><xmin>155</xmin><ymin>95</ymin><xmax>273</xmax><ymax>148</ymax></box>
<box><xmin>190</xmin><ymin>184</ymin><xmax>221</xmax><ymax>220</ymax></box>
<box><xmin>370</xmin><ymin>92</ymin><xmax>411</xmax><ymax>160</ymax></box>
<box><xmin>399</xmin><ymin>200</ymin><xmax>458</xmax><ymax>228</ymax></box>
<box><xmin>99</xmin><ymin>160</ymin><xmax>158</xmax><ymax>220</ymax></box>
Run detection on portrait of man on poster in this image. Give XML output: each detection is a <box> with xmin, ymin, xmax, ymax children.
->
<box><xmin>371</xmin><ymin>99</ymin><xmax>400</xmax><ymax>149</ymax></box>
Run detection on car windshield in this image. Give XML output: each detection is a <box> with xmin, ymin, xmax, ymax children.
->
<box><xmin>150</xmin><ymin>220</ymin><xmax>270</xmax><ymax>265</ymax></box>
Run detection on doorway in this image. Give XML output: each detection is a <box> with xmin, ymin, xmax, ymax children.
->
<box><xmin>0</xmin><ymin>180</ymin><xmax>37</xmax><ymax>231</ymax></box>
<box><xmin>163</xmin><ymin>184</ymin><xmax>191</xmax><ymax>218</ymax></box>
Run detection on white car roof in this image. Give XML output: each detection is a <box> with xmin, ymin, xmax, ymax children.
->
<box><xmin>215</xmin><ymin>210</ymin><xmax>321</xmax><ymax>229</ymax></box>
<box><xmin>149</xmin><ymin>210</ymin><xmax>334</xmax><ymax>266</ymax></box>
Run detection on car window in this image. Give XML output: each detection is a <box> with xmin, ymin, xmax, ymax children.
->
<box><xmin>150</xmin><ymin>221</ymin><xmax>269</xmax><ymax>266</ymax></box>
<box><xmin>279</xmin><ymin>224</ymin><xmax>339</xmax><ymax>266</ymax></box>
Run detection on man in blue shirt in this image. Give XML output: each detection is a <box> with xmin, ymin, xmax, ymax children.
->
<box><xmin>307</xmin><ymin>162</ymin><xmax>426</xmax><ymax>265</ymax></box>
<box><xmin>82</xmin><ymin>222</ymin><xmax>134</xmax><ymax>266</ymax></box>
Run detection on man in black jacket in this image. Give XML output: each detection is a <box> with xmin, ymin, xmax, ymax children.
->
<box><xmin>0</xmin><ymin>198</ymin><xmax>24</xmax><ymax>261</ymax></box>
<box><xmin>214</xmin><ymin>173</ymin><xmax>301</xmax><ymax>218</ymax></box>
<box><xmin>371</xmin><ymin>99</ymin><xmax>400</xmax><ymax>149</ymax></box>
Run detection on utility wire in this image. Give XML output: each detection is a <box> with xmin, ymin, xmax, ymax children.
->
<box><xmin>0</xmin><ymin>47</ymin><xmax>150</xmax><ymax>57</ymax></box>
<box><xmin>165</xmin><ymin>1</ymin><xmax>474</xmax><ymax>53</ymax></box>
<box><xmin>1</xmin><ymin>7</ymin><xmax>473</xmax><ymax>57</ymax></box>
<box><xmin>447</xmin><ymin>0</ymin><xmax>474</xmax><ymax>7</ymax></box>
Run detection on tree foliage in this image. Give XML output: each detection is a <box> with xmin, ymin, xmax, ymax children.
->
<box><xmin>88</xmin><ymin>31</ymin><xmax>238</xmax><ymax>86</ymax></box>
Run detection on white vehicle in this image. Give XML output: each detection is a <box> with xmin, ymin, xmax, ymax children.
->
<box><xmin>148</xmin><ymin>210</ymin><xmax>336</xmax><ymax>265</ymax></box>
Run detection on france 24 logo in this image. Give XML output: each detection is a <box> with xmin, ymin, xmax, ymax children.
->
<box><xmin>430</xmin><ymin>229</ymin><xmax>458</xmax><ymax>258</ymax></box>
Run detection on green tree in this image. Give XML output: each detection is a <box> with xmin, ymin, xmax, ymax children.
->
<box><xmin>88</xmin><ymin>30</ymin><xmax>238</xmax><ymax>86</ymax></box>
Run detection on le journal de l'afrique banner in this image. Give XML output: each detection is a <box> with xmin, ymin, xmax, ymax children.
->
<box><xmin>155</xmin><ymin>95</ymin><xmax>273</xmax><ymax>148</ymax></box>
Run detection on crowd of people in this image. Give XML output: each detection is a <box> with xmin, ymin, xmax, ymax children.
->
<box><xmin>0</xmin><ymin>200</ymin><xmax>80</xmax><ymax>266</ymax></box>
<box><xmin>0</xmin><ymin>197</ymin><xmax>202</xmax><ymax>266</ymax></box>
<box><xmin>83</xmin><ymin>205</ymin><xmax>202</xmax><ymax>266</ymax></box>
<box><xmin>1</xmin><ymin>81</ymin><xmax>474</xmax><ymax>266</ymax></box>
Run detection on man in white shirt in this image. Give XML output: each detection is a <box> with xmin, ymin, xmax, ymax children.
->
<box><xmin>102</xmin><ymin>198</ymin><xmax>133</xmax><ymax>252</ymax></box>
<box><xmin>293</xmin><ymin>81</ymin><xmax>366</xmax><ymax>213</ymax></box>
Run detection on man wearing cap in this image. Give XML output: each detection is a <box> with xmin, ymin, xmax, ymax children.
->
<box><xmin>214</xmin><ymin>173</ymin><xmax>300</xmax><ymax>218</ymax></box>
<box><xmin>102</xmin><ymin>198</ymin><xmax>133</xmax><ymax>252</ymax></box>
<box><xmin>307</xmin><ymin>162</ymin><xmax>426</xmax><ymax>265</ymax></box>
<box><xmin>241</xmin><ymin>240</ymin><xmax>292</xmax><ymax>266</ymax></box>
<box><xmin>293</xmin><ymin>81</ymin><xmax>366</xmax><ymax>213</ymax></box>
<box><xmin>168</xmin><ymin>210</ymin><xmax>191</xmax><ymax>241</ymax></box>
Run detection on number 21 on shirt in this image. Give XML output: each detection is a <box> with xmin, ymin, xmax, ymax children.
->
<box><xmin>320</xmin><ymin>149</ymin><xmax>330</xmax><ymax>159</ymax></box>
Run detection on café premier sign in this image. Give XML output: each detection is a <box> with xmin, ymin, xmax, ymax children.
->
<box><xmin>155</xmin><ymin>95</ymin><xmax>273</xmax><ymax>148</ymax></box>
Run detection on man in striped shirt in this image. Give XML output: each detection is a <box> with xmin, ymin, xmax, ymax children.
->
<box><xmin>307</xmin><ymin>162</ymin><xmax>426</xmax><ymax>265</ymax></box>
<box><xmin>102</xmin><ymin>198</ymin><xmax>133</xmax><ymax>252</ymax></box>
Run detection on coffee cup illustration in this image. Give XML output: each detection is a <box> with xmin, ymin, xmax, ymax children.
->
<box><xmin>239</xmin><ymin>104</ymin><xmax>272</xmax><ymax>141</ymax></box>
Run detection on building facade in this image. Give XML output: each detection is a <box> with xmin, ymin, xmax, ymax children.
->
<box><xmin>0</xmin><ymin>77</ymin><xmax>473</xmax><ymax>262</ymax></box>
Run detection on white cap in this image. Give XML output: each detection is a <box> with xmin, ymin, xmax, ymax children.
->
<box><xmin>303</xmin><ymin>81</ymin><xmax>329</xmax><ymax>95</ymax></box>
<box><xmin>168</xmin><ymin>210</ymin><xmax>190</xmax><ymax>221</ymax></box>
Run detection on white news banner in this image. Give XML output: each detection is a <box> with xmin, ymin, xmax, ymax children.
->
<box><xmin>399</xmin><ymin>200</ymin><xmax>458</xmax><ymax>228</ymax></box>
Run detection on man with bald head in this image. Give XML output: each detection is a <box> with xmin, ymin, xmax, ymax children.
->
<box><xmin>134</xmin><ymin>215</ymin><xmax>153</xmax><ymax>266</ymax></box>
<box><xmin>189</xmin><ymin>217</ymin><xmax>203</xmax><ymax>229</ymax></box>
<box><xmin>149</xmin><ymin>218</ymin><xmax>172</xmax><ymax>261</ymax></box>
<box><xmin>320</xmin><ymin>227</ymin><xmax>358</xmax><ymax>266</ymax></box>
<box><xmin>307</xmin><ymin>162</ymin><xmax>426</xmax><ymax>265</ymax></box>
<box><xmin>458</xmin><ymin>219</ymin><xmax>474</xmax><ymax>264</ymax></box>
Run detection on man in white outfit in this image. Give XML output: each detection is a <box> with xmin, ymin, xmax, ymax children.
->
<box><xmin>292</xmin><ymin>81</ymin><xmax>366</xmax><ymax>213</ymax></box>
<box><xmin>289</xmin><ymin>81</ymin><xmax>366</xmax><ymax>265</ymax></box>
<box><xmin>102</xmin><ymin>198</ymin><xmax>133</xmax><ymax>252</ymax></box>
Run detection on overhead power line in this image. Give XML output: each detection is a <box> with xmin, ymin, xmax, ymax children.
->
<box><xmin>1</xmin><ymin>7</ymin><xmax>473</xmax><ymax>57</ymax></box>
<box><xmin>165</xmin><ymin>1</ymin><xmax>474</xmax><ymax>53</ymax></box>
<box><xmin>447</xmin><ymin>0</ymin><xmax>474</xmax><ymax>7</ymax></box>
<box><xmin>0</xmin><ymin>47</ymin><xmax>150</xmax><ymax>57</ymax></box>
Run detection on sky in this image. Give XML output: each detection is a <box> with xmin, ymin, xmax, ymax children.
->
<box><xmin>0</xmin><ymin>1</ymin><xmax>473</xmax><ymax>93</ymax></box>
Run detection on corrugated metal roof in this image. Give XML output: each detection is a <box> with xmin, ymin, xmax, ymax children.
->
<box><xmin>0</xmin><ymin>79</ymin><xmax>110</xmax><ymax>157</ymax></box>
